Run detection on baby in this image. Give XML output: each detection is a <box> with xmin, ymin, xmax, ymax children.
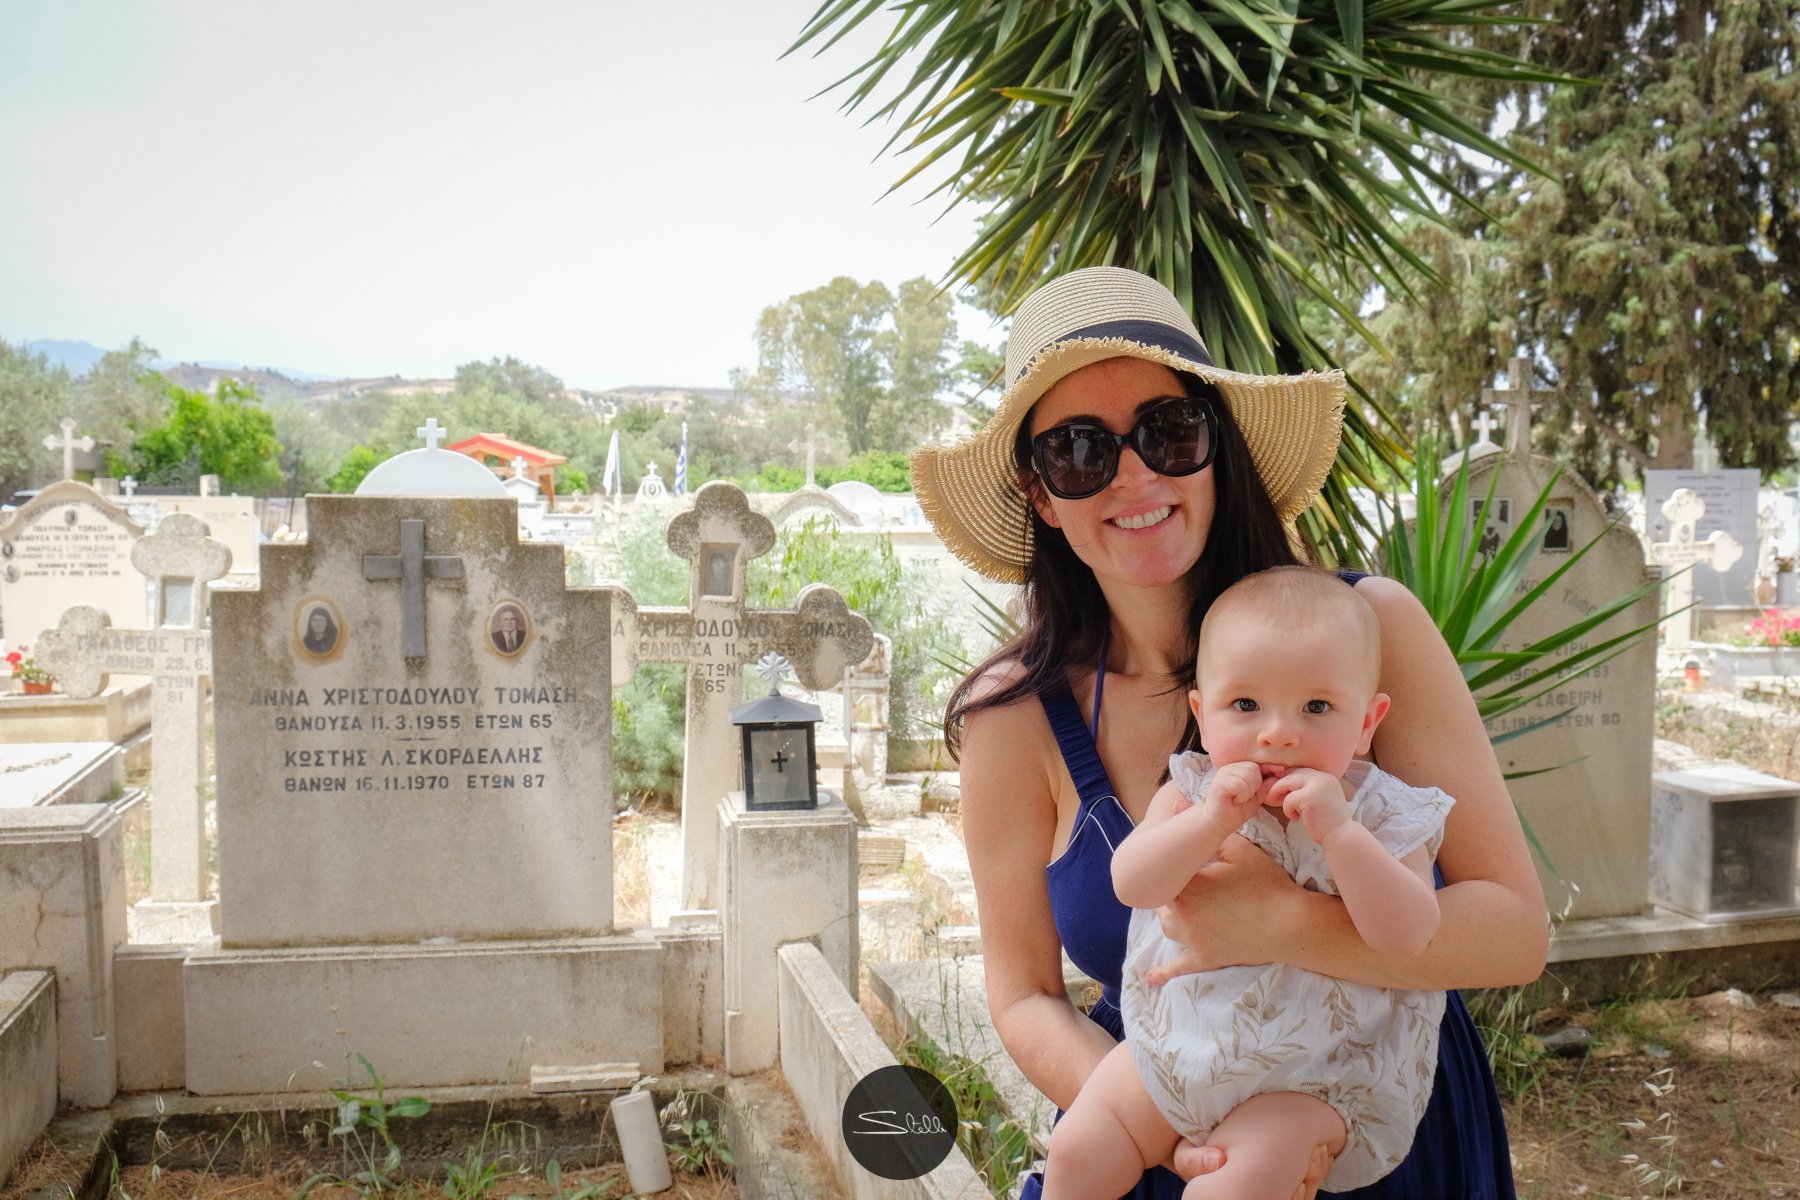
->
<box><xmin>1041</xmin><ymin>565</ymin><xmax>1454</xmax><ymax>1199</ymax></box>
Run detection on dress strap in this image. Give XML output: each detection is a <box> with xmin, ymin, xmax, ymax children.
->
<box><xmin>1039</xmin><ymin>682</ymin><xmax>1116</xmax><ymax>809</ymax></box>
<box><xmin>1090</xmin><ymin>628</ymin><xmax>1109</xmax><ymax>744</ymax></box>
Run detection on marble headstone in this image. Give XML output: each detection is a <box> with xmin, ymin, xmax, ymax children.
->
<box><xmin>0</xmin><ymin>481</ymin><xmax>149</xmax><ymax>655</ymax></box>
<box><xmin>211</xmin><ymin>493</ymin><xmax>628</xmax><ymax>947</ymax></box>
<box><xmin>1457</xmin><ymin>451</ymin><xmax>1661</xmax><ymax>921</ymax></box>
<box><xmin>1644</xmin><ymin>468</ymin><xmax>1759</xmax><ymax>608</ymax></box>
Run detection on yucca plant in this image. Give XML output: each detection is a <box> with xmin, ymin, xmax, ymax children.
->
<box><xmin>792</xmin><ymin>0</ymin><xmax>1571</xmax><ymax>557</ymax></box>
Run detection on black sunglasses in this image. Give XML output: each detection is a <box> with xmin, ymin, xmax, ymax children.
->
<box><xmin>1030</xmin><ymin>395</ymin><xmax>1218</xmax><ymax>500</ymax></box>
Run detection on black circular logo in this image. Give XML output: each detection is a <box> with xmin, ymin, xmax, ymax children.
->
<box><xmin>840</xmin><ymin>1064</ymin><xmax>959</xmax><ymax>1180</ymax></box>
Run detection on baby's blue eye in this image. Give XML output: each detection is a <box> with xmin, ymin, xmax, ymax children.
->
<box><xmin>1232</xmin><ymin>698</ymin><xmax>1258</xmax><ymax>712</ymax></box>
<box><xmin>1304</xmin><ymin>700</ymin><xmax>1331</xmax><ymax>714</ymax></box>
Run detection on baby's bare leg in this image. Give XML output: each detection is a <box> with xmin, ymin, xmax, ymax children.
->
<box><xmin>1041</xmin><ymin>1042</ymin><xmax>1180</xmax><ymax>1199</ymax></box>
<box><xmin>1179</xmin><ymin>1092</ymin><xmax>1346</xmax><ymax>1200</ymax></box>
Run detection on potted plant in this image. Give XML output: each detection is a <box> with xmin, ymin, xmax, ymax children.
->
<box><xmin>5</xmin><ymin>645</ymin><xmax>54</xmax><ymax>695</ymax></box>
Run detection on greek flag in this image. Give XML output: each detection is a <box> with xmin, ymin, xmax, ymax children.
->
<box><xmin>675</xmin><ymin>422</ymin><xmax>689</xmax><ymax>495</ymax></box>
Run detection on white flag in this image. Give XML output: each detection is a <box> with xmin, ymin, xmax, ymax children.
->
<box><xmin>602</xmin><ymin>430</ymin><xmax>621</xmax><ymax>498</ymax></box>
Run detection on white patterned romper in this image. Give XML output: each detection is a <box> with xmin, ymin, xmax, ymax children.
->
<box><xmin>1119</xmin><ymin>752</ymin><xmax>1454</xmax><ymax>1192</ymax></box>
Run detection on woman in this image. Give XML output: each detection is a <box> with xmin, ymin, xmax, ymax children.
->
<box><xmin>912</xmin><ymin>267</ymin><xmax>1547</xmax><ymax>1199</ymax></box>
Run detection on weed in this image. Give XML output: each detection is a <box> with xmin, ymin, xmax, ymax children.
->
<box><xmin>665</xmin><ymin>1100</ymin><xmax>734</xmax><ymax>1181</ymax></box>
<box><xmin>899</xmin><ymin>1034</ymin><xmax>1033</xmax><ymax>1197</ymax></box>
<box><xmin>298</xmin><ymin>1053</ymin><xmax>432</xmax><ymax>1197</ymax></box>
<box><xmin>1466</xmin><ymin>986</ymin><xmax>1552</xmax><ymax>1105</ymax></box>
<box><xmin>1618</xmin><ymin>1066</ymin><xmax>1683</xmax><ymax>1197</ymax></box>
<box><xmin>541</xmin><ymin>1159</ymin><xmax>620</xmax><ymax>1200</ymax></box>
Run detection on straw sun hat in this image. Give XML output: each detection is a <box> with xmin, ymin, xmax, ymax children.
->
<box><xmin>912</xmin><ymin>266</ymin><xmax>1346</xmax><ymax>584</ymax></box>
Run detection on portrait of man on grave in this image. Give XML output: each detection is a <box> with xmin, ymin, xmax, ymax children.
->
<box><xmin>297</xmin><ymin>601</ymin><xmax>341</xmax><ymax>657</ymax></box>
<box><xmin>489</xmin><ymin>602</ymin><xmax>529</xmax><ymax>656</ymax></box>
<box><xmin>702</xmin><ymin>546</ymin><xmax>734</xmax><ymax>598</ymax></box>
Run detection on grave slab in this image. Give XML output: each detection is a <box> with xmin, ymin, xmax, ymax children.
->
<box><xmin>0</xmin><ymin>970</ymin><xmax>56</xmax><ymax>1185</ymax></box>
<box><xmin>1650</xmin><ymin>764</ymin><xmax>1800</xmax><ymax>922</ymax></box>
<box><xmin>0</xmin><ymin>802</ymin><xmax>127</xmax><ymax>1107</ymax></box>
<box><xmin>0</xmin><ymin>742</ymin><xmax>123</xmax><ymax>807</ymax></box>
<box><xmin>182</xmin><ymin>936</ymin><xmax>663</xmax><ymax>1094</ymax></box>
<box><xmin>0</xmin><ymin>682</ymin><xmax>152</xmax><ymax>745</ymax></box>
<box><xmin>212</xmin><ymin>494</ymin><xmax>627</xmax><ymax>947</ymax></box>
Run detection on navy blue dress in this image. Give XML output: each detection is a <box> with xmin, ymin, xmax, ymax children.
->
<box><xmin>1015</xmin><ymin>676</ymin><xmax>1516</xmax><ymax>1200</ymax></box>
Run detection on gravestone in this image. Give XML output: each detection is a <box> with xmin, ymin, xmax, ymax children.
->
<box><xmin>43</xmin><ymin>418</ymin><xmax>94</xmax><ymax>481</ymax></box>
<box><xmin>1457</xmin><ymin>444</ymin><xmax>1662</xmax><ymax>921</ymax></box>
<box><xmin>614</xmin><ymin>481</ymin><xmax>873</xmax><ymax>911</ymax></box>
<box><xmin>211</xmin><ymin>492</ymin><xmax>628</xmax><ymax>945</ymax></box>
<box><xmin>0</xmin><ymin>481</ymin><xmax>149</xmax><ymax>658</ymax></box>
<box><xmin>1645</xmin><ymin>468</ymin><xmax>1759</xmax><ymax>608</ymax></box>
<box><xmin>35</xmin><ymin>515</ymin><xmax>231</xmax><ymax>913</ymax></box>
<box><xmin>1648</xmin><ymin>490</ymin><xmax>1744</xmax><ymax>652</ymax></box>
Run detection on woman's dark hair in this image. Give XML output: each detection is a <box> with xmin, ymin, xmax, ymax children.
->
<box><xmin>941</xmin><ymin>371</ymin><xmax>1301</xmax><ymax>759</ymax></box>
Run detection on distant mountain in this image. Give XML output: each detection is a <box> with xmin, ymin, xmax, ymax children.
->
<box><xmin>23</xmin><ymin>337</ymin><xmax>336</xmax><ymax>382</ymax></box>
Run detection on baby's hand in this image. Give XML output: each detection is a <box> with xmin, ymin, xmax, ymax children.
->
<box><xmin>1205</xmin><ymin>761</ymin><xmax>1266</xmax><ymax>828</ymax></box>
<box><xmin>1268</xmin><ymin>769</ymin><xmax>1351</xmax><ymax>843</ymax></box>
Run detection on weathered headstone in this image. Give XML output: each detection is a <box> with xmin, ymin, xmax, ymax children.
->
<box><xmin>614</xmin><ymin>481</ymin><xmax>873</xmax><ymax>911</ymax></box>
<box><xmin>1458</xmin><ymin>445</ymin><xmax>1662</xmax><ymax>921</ymax></box>
<box><xmin>36</xmin><ymin>515</ymin><xmax>230</xmax><ymax>910</ymax></box>
<box><xmin>1645</xmin><ymin>467</ymin><xmax>1760</xmax><ymax>608</ymax></box>
<box><xmin>1649</xmin><ymin>489</ymin><xmax>1744</xmax><ymax>652</ymax></box>
<box><xmin>211</xmin><ymin>492</ymin><xmax>627</xmax><ymax>947</ymax></box>
<box><xmin>0</xmin><ymin>481</ymin><xmax>149</xmax><ymax>659</ymax></box>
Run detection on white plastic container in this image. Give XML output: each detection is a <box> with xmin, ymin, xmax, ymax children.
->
<box><xmin>609</xmin><ymin>1090</ymin><xmax>673</xmax><ymax>1194</ymax></box>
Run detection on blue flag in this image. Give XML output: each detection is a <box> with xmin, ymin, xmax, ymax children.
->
<box><xmin>675</xmin><ymin>422</ymin><xmax>689</xmax><ymax>495</ymax></box>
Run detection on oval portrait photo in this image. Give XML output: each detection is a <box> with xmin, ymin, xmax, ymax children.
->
<box><xmin>296</xmin><ymin>598</ymin><xmax>344</xmax><ymax>660</ymax></box>
<box><xmin>488</xmin><ymin>601</ymin><xmax>531</xmax><ymax>657</ymax></box>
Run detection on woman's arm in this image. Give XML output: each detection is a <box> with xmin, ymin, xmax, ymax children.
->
<box><xmin>958</xmin><ymin>681</ymin><xmax>1118</xmax><ymax>1111</ymax></box>
<box><xmin>1154</xmin><ymin>578</ymin><xmax>1549</xmax><ymax>990</ymax></box>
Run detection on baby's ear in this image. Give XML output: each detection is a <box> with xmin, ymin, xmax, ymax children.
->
<box><xmin>1358</xmin><ymin>692</ymin><xmax>1392</xmax><ymax>754</ymax></box>
<box><xmin>1188</xmin><ymin>688</ymin><xmax>1204</xmax><ymax>727</ymax></box>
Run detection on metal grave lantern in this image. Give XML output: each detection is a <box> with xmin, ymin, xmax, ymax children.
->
<box><xmin>730</xmin><ymin>651</ymin><xmax>823</xmax><ymax>811</ymax></box>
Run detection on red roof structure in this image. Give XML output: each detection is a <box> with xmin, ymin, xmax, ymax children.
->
<box><xmin>445</xmin><ymin>433</ymin><xmax>568</xmax><ymax>501</ymax></box>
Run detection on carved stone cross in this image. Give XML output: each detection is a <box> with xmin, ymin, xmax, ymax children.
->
<box><xmin>1651</xmin><ymin>488</ymin><xmax>1745</xmax><ymax>651</ymax></box>
<box><xmin>1470</xmin><ymin>408</ymin><xmax>1500</xmax><ymax>447</ymax></box>
<box><xmin>1692</xmin><ymin>427</ymin><xmax>1721</xmax><ymax>473</ymax></box>
<box><xmin>417</xmin><ymin>417</ymin><xmax>449</xmax><ymax>450</ymax></box>
<box><xmin>120</xmin><ymin>475</ymin><xmax>138</xmax><ymax>497</ymax></box>
<box><xmin>1480</xmin><ymin>356</ymin><xmax>1555</xmax><ymax>458</ymax></box>
<box><xmin>790</xmin><ymin>424</ymin><xmax>819</xmax><ymax>488</ymax></box>
<box><xmin>36</xmin><ymin>514</ymin><xmax>232</xmax><ymax>903</ymax></box>
<box><xmin>362</xmin><ymin>518</ymin><xmax>465</xmax><ymax>658</ymax></box>
<box><xmin>43</xmin><ymin>417</ymin><xmax>95</xmax><ymax>481</ymax></box>
<box><xmin>610</xmin><ymin>481</ymin><xmax>872</xmax><ymax>910</ymax></box>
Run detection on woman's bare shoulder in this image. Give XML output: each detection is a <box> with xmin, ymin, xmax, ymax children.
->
<box><xmin>959</xmin><ymin>660</ymin><xmax>1061</xmax><ymax>778</ymax></box>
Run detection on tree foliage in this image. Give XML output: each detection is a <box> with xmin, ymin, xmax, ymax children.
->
<box><xmin>1353</xmin><ymin>0</ymin><xmax>1800</xmax><ymax>488</ymax></box>
<box><xmin>0</xmin><ymin>338</ymin><xmax>75</xmax><ymax>500</ymax></box>
<box><xmin>743</xmin><ymin>276</ymin><xmax>957</xmax><ymax>454</ymax></box>
<box><xmin>114</xmin><ymin>378</ymin><xmax>284</xmax><ymax>493</ymax></box>
<box><xmin>792</xmin><ymin>0</ymin><xmax>1566</xmax><ymax>553</ymax></box>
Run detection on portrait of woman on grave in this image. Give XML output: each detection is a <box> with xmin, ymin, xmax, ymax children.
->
<box><xmin>912</xmin><ymin>266</ymin><xmax>1548</xmax><ymax>1200</ymax></box>
<box><xmin>298</xmin><ymin>603</ymin><xmax>340</xmax><ymax>657</ymax></box>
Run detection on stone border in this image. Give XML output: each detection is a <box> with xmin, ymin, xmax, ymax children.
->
<box><xmin>0</xmin><ymin>972</ymin><xmax>56</xmax><ymax>1190</ymax></box>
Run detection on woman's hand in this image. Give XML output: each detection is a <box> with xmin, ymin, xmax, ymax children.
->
<box><xmin>1171</xmin><ymin>1139</ymin><xmax>1332</xmax><ymax>1199</ymax></box>
<box><xmin>1144</xmin><ymin>834</ymin><xmax>1299</xmax><ymax>983</ymax></box>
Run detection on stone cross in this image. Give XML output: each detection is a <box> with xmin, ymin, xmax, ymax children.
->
<box><xmin>1651</xmin><ymin>488</ymin><xmax>1745</xmax><ymax>651</ymax></box>
<box><xmin>611</xmin><ymin>481</ymin><xmax>873</xmax><ymax>910</ymax></box>
<box><xmin>35</xmin><ymin>514</ymin><xmax>232</xmax><ymax>903</ymax></box>
<box><xmin>1480</xmin><ymin>356</ymin><xmax>1554</xmax><ymax>458</ymax></box>
<box><xmin>362</xmin><ymin>518</ymin><xmax>466</xmax><ymax>658</ymax></box>
<box><xmin>790</xmin><ymin>424</ymin><xmax>819</xmax><ymax>488</ymax></box>
<box><xmin>511</xmin><ymin>455</ymin><xmax>532</xmax><ymax>480</ymax></box>
<box><xmin>43</xmin><ymin>417</ymin><xmax>95</xmax><ymax>481</ymax></box>
<box><xmin>417</xmin><ymin>417</ymin><xmax>449</xmax><ymax>450</ymax></box>
<box><xmin>1693</xmin><ymin>427</ymin><xmax>1721</xmax><ymax>473</ymax></box>
<box><xmin>1470</xmin><ymin>408</ymin><xmax>1501</xmax><ymax>448</ymax></box>
<box><xmin>120</xmin><ymin>476</ymin><xmax>138</xmax><ymax>498</ymax></box>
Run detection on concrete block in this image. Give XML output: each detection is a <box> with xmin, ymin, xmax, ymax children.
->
<box><xmin>0</xmin><ymin>683</ymin><xmax>153</xmax><ymax>745</ymax></box>
<box><xmin>655</xmin><ymin>924</ymin><xmax>723</xmax><ymax>1066</ymax></box>
<box><xmin>777</xmin><ymin>943</ymin><xmax>986</xmax><ymax>1200</ymax></box>
<box><xmin>0</xmin><ymin>803</ymin><xmax>126</xmax><ymax>1107</ymax></box>
<box><xmin>183</xmin><ymin>936</ymin><xmax>663</xmax><ymax>1095</ymax></box>
<box><xmin>115</xmin><ymin>943</ymin><xmax>187</xmax><ymax>1092</ymax></box>
<box><xmin>0</xmin><ymin>971</ymin><xmax>57</xmax><ymax>1187</ymax></box>
<box><xmin>1650</xmin><ymin>764</ymin><xmax>1800</xmax><ymax>921</ymax></box>
<box><xmin>721</xmin><ymin>794</ymin><xmax>857</xmax><ymax>1074</ymax></box>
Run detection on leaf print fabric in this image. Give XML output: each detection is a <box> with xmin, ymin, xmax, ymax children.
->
<box><xmin>1119</xmin><ymin>755</ymin><xmax>1453</xmax><ymax>1191</ymax></box>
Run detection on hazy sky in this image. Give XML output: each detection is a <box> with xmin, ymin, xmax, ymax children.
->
<box><xmin>0</xmin><ymin>2</ymin><xmax>996</xmax><ymax>390</ymax></box>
